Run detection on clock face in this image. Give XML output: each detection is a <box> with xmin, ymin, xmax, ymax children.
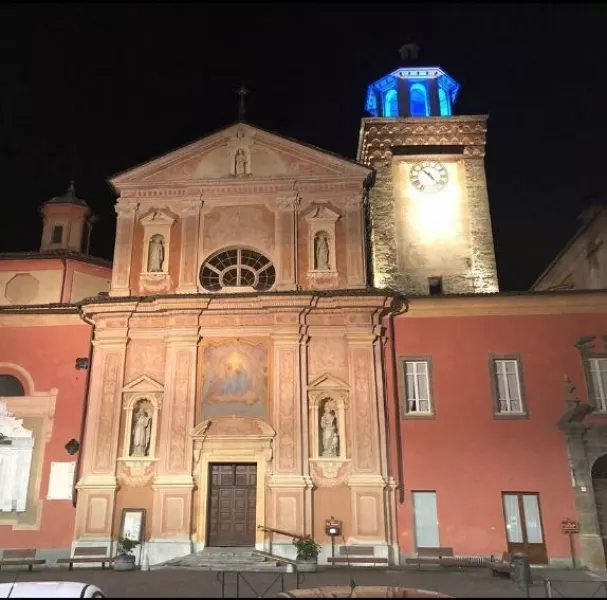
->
<box><xmin>409</xmin><ymin>161</ymin><xmax>449</xmax><ymax>193</ymax></box>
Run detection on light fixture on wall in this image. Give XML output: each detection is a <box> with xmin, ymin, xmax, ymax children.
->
<box><xmin>75</xmin><ymin>358</ymin><xmax>89</xmax><ymax>370</ymax></box>
<box><xmin>65</xmin><ymin>438</ymin><xmax>80</xmax><ymax>455</ymax></box>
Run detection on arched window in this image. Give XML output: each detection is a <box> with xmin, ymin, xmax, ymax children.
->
<box><xmin>439</xmin><ymin>87</ymin><xmax>451</xmax><ymax>116</ymax></box>
<box><xmin>0</xmin><ymin>375</ymin><xmax>25</xmax><ymax>397</ymax></box>
<box><xmin>410</xmin><ymin>83</ymin><xmax>429</xmax><ymax>117</ymax></box>
<box><xmin>366</xmin><ymin>91</ymin><xmax>378</xmax><ymax>117</ymax></box>
<box><xmin>200</xmin><ymin>248</ymin><xmax>276</xmax><ymax>292</ymax></box>
<box><xmin>383</xmin><ymin>89</ymin><xmax>398</xmax><ymax>117</ymax></box>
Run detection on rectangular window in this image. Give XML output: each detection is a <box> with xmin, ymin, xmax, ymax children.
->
<box><xmin>490</xmin><ymin>355</ymin><xmax>526</xmax><ymax>416</ymax></box>
<box><xmin>428</xmin><ymin>276</ymin><xmax>443</xmax><ymax>295</ymax></box>
<box><xmin>587</xmin><ymin>357</ymin><xmax>607</xmax><ymax>411</ymax></box>
<box><xmin>401</xmin><ymin>359</ymin><xmax>433</xmax><ymax>416</ymax></box>
<box><xmin>51</xmin><ymin>225</ymin><xmax>63</xmax><ymax>244</ymax></box>
<box><xmin>412</xmin><ymin>491</ymin><xmax>440</xmax><ymax>548</ymax></box>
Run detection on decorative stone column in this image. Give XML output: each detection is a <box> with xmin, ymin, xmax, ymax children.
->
<box><xmin>74</xmin><ymin>324</ymin><xmax>128</xmax><ymax>552</ymax></box>
<box><xmin>177</xmin><ymin>199</ymin><xmax>203</xmax><ymax>294</ymax></box>
<box><xmin>268</xmin><ymin>328</ymin><xmax>312</xmax><ymax>556</ymax></box>
<box><xmin>345</xmin><ymin>194</ymin><xmax>367</xmax><ymax>288</ymax></box>
<box><xmin>110</xmin><ymin>202</ymin><xmax>138</xmax><ymax>297</ymax></box>
<box><xmin>149</xmin><ymin>327</ymin><xmax>199</xmax><ymax>564</ymax></box>
<box><xmin>346</xmin><ymin>330</ymin><xmax>390</xmax><ymax>558</ymax></box>
<box><xmin>274</xmin><ymin>196</ymin><xmax>299</xmax><ymax>291</ymax></box>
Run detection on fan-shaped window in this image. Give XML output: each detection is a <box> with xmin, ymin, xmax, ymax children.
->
<box><xmin>200</xmin><ymin>248</ymin><xmax>275</xmax><ymax>292</ymax></box>
<box><xmin>0</xmin><ymin>375</ymin><xmax>25</xmax><ymax>397</ymax></box>
<box><xmin>383</xmin><ymin>89</ymin><xmax>398</xmax><ymax>117</ymax></box>
<box><xmin>410</xmin><ymin>83</ymin><xmax>429</xmax><ymax>117</ymax></box>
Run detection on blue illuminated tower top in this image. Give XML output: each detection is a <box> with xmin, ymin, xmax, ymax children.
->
<box><xmin>365</xmin><ymin>64</ymin><xmax>460</xmax><ymax>118</ymax></box>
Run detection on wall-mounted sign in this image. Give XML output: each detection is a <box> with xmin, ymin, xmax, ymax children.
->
<box><xmin>120</xmin><ymin>508</ymin><xmax>146</xmax><ymax>543</ymax></box>
<box><xmin>47</xmin><ymin>461</ymin><xmax>76</xmax><ymax>501</ymax></box>
<box><xmin>561</xmin><ymin>519</ymin><xmax>580</xmax><ymax>534</ymax></box>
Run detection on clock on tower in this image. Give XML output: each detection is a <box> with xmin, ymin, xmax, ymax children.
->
<box><xmin>357</xmin><ymin>54</ymin><xmax>499</xmax><ymax>296</ymax></box>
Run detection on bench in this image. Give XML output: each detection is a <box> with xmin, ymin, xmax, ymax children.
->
<box><xmin>327</xmin><ymin>557</ymin><xmax>389</xmax><ymax>565</ymax></box>
<box><xmin>56</xmin><ymin>546</ymin><xmax>114</xmax><ymax>570</ymax></box>
<box><xmin>0</xmin><ymin>549</ymin><xmax>46</xmax><ymax>571</ymax></box>
<box><xmin>488</xmin><ymin>552</ymin><xmax>513</xmax><ymax>578</ymax></box>
<box><xmin>406</xmin><ymin>547</ymin><xmax>455</xmax><ymax>567</ymax></box>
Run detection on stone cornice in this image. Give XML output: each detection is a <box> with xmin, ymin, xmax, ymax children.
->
<box><xmin>79</xmin><ymin>292</ymin><xmax>396</xmax><ymax>331</ymax></box>
<box><xmin>118</xmin><ymin>178</ymin><xmax>366</xmax><ymax>201</ymax></box>
<box><xmin>402</xmin><ymin>291</ymin><xmax>607</xmax><ymax>318</ymax></box>
<box><xmin>358</xmin><ymin>115</ymin><xmax>489</xmax><ymax>164</ymax></box>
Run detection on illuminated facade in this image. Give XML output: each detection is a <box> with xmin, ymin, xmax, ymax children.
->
<box><xmin>359</xmin><ymin>65</ymin><xmax>499</xmax><ymax>295</ymax></box>
<box><xmin>1</xmin><ymin>61</ymin><xmax>606</xmax><ymax>572</ymax></box>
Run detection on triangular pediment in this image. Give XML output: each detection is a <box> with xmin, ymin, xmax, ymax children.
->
<box><xmin>122</xmin><ymin>375</ymin><xmax>164</xmax><ymax>393</ymax></box>
<box><xmin>308</xmin><ymin>372</ymin><xmax>349</xmax><ymax>390</ymax></box>
<box><xmin>110</xmin><ymin>123</ymin><xmax>370</xmax><ymax>189</ymax></box>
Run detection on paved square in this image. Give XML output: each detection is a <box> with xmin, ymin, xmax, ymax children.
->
<box><xmin>0</xmin><ymin>566</ymin><xmax>605</xmax><ymax>598</ymax></box>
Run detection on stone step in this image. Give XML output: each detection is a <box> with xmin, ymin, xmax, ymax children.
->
<box><xmin>154</xmin><ymin>562</ymin><xmax>288</xmax><ymax>572</ymax></box>
<box><xmin>154</xmin><ymin>548</ymin><xmax>288</xmax><ymax>572</ymax></box>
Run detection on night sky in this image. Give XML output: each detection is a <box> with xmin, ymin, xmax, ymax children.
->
<box><xmin>1</xmin><ymin>3</ymin><xmax>605</xmax><ymax>291</ymax></box>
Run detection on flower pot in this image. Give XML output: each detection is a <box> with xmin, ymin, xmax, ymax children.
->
<box><xmin>113</xmin><ymin>554</ymin><xmax>136</xmax><ymax>571</ymax></box>
<box><xmin>296</xmin><ymin>557</ymin><xmax>318</xmax><ymax>573</ymax></box>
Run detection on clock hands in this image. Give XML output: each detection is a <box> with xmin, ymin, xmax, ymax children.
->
<box><xmin>421</xmin><ymin>168</ymin><xmax>438</xmax><ymax>184</ymax></box>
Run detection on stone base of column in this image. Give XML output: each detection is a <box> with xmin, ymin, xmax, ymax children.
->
<box><xmin>109</xmin><ymin>288</ymin><xmax>131</xmax><ymax>297</ymax></box>
<box><xmin>147</xmin><ymin>538</ymin><xmax>193</xmax><ymax>566</ymax></box>
<box><xmin>579</xmin><ymin>533</ymin><xmax>607</xmax><ymax>570</ymax></box>
<box><xmin>175</xmin><ymin>285</ymin><xmax>199</xmax><ymax>295</ymax></box>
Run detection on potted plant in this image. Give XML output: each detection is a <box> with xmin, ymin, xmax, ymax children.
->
<box><xmin>293</xmin><ymin>535</ymin><xmax>322</xmax><ymax>572</ymax></box>
<box><xmin>114</xmin><ymin>537</ymin><xmax>140</xmax><ymax>571</ymax></box>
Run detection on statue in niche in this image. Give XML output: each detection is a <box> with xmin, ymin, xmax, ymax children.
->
<box><xmin>320</xmin><ymin>400</ymin><xmax>339</xmax><ymax>457</ymax></box>
<box><xmin>315</xmin><ymin>232</ymin><xmax>330</xmax><ymax>270</ymax></box>
<box><xmin>130</xmin><ymin>401</ymin><xmax>152</xmax><ymax>457</ymax></box>
<box><xmin>234</xmin><ymin>149</ymin><xmax>247</xmax><ymax>176</ymax></box>
<box><xmin>147</xmin><ymin>234</ymin><xmax>165</xmax><ymax>273</ymax></box>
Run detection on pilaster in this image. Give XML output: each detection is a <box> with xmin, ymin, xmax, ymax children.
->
<box><xmin>270</xmin><ymin>329</ymin><xmax>309</xmax><ymax>537</ymax></box>
<box><xmin>345</xmin><ymin>194</ymin><xmax>367</xmax><ymax>288</ymax></box>
<box><xmin>274</xmin><ymin>196</ymin><xmax>298</xmax><ymax>291</ymax></box>
<box><xmin>110</xmin><ymin>202</ymin><xmax>137</xmax><ymax>297</ymax></box>
<box><xmin>74</xmin><ymin>332</ymin><xmax>128</xmax><ymax>541</ymax></box>
<box><xmin>177</xmin><ymin>200</ymin><xmax>202</xmax><ymax>294</ymax></box>
<box><xmin>151</xmin><ymin>328</ymin><xmax>199</xmax><ymax>546</ymax></box>
<box><xmin>346</xmin><ymin>330</ymin><xmax>388</xmax><ymax>545</ymax></box>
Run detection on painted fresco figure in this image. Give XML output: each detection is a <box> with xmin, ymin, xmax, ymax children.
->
<box><xmin>320</xmin><ymin>402</ymin><xmax>339</xmax><ymax>457</ymax></box>
<box><xmin>315</xmin><ymin>232</ymin><xmax>330</xmax><ymax>270</ymax></box>
<box><xmin>131</xmin><ymin>406</ymin><xmax>152</xmax><ymax>456</ymax></box>
<box><xmin>147</xmin><ymin>235</ymin><xmax>165</xmax><ymax>272</ymax></box>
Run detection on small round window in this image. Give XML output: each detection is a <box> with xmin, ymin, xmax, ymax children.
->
<box><xmin>200</xmin><ymin>248</ymin><xmax>275</xmax><ymax>292</ymax></box>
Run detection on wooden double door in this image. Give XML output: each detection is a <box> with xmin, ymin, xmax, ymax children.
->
<box><xmin>207</xmin><ymin>463</ymin><xmax>257</xmax><ymax>547</ymax></box>
<box><xmin>502</xmin><ymin>492</ymin><xmax>548</xmax><ymax>564</ymax></box>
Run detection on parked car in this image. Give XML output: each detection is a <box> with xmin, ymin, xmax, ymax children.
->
<box><xmin>0</xmin><ymin>581</ymin><xmax>106</xmax><ymax>598</ymax></box>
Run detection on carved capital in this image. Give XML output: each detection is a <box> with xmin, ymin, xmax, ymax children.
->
<box><xmin>345</xmin><ymin>194</ymin><xmax>363</xmax><ymax>211</ymax></box>
<box><xmin>181</xmin><ymin>199</ymin><xmax>203</xmax><ymax>216</ymax></box>
<box><xmin>115</xmin><ymin>202</ymin><xmax>138</xmax><ymax>219</ymax></box>
<box><xmin>277</xmin><ymin>195</ymin><xmax>300</xmax><ymax>212</ymax></box>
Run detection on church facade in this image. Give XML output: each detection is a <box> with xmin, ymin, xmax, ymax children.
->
<box><xmin>1</xmin><ymin>61</ymin><xmax>607</xmax><ymax>570</ymax></box>
<box><xmin>73</xmin><ymin>123</ymin><xmax>401</xmax><ymax>565</ymax></box>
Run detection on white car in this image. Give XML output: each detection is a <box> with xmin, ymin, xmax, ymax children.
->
<box><xmin>0</xmin><ymin>581</ymin><xmax>106</xmax><ymax>598</ymax></box>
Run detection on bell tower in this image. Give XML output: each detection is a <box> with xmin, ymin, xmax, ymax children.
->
<box><xmin>358</xmin><ymin>45</ymin><xmax>499</xmax><ymax>295</ymax></box>
<box><xmin>40</xmin><ymin>181</ymin><xmax>95</xmax><ymax>254</ymax></box>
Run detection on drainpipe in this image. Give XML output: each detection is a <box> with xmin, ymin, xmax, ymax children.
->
<box><xmin>72</xmin><ymin>306</ymin><xmax>95</xmax><ymax>507</ymax></box>
<box><xmin>388</xmin><ymin>296</ymin><xmax>407</xmax><ymax>504</ymax></box>
<box><xmin>60</xmin><ymin>257</ymin><xmax>68</xmax><ymax>303</ymax></box>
